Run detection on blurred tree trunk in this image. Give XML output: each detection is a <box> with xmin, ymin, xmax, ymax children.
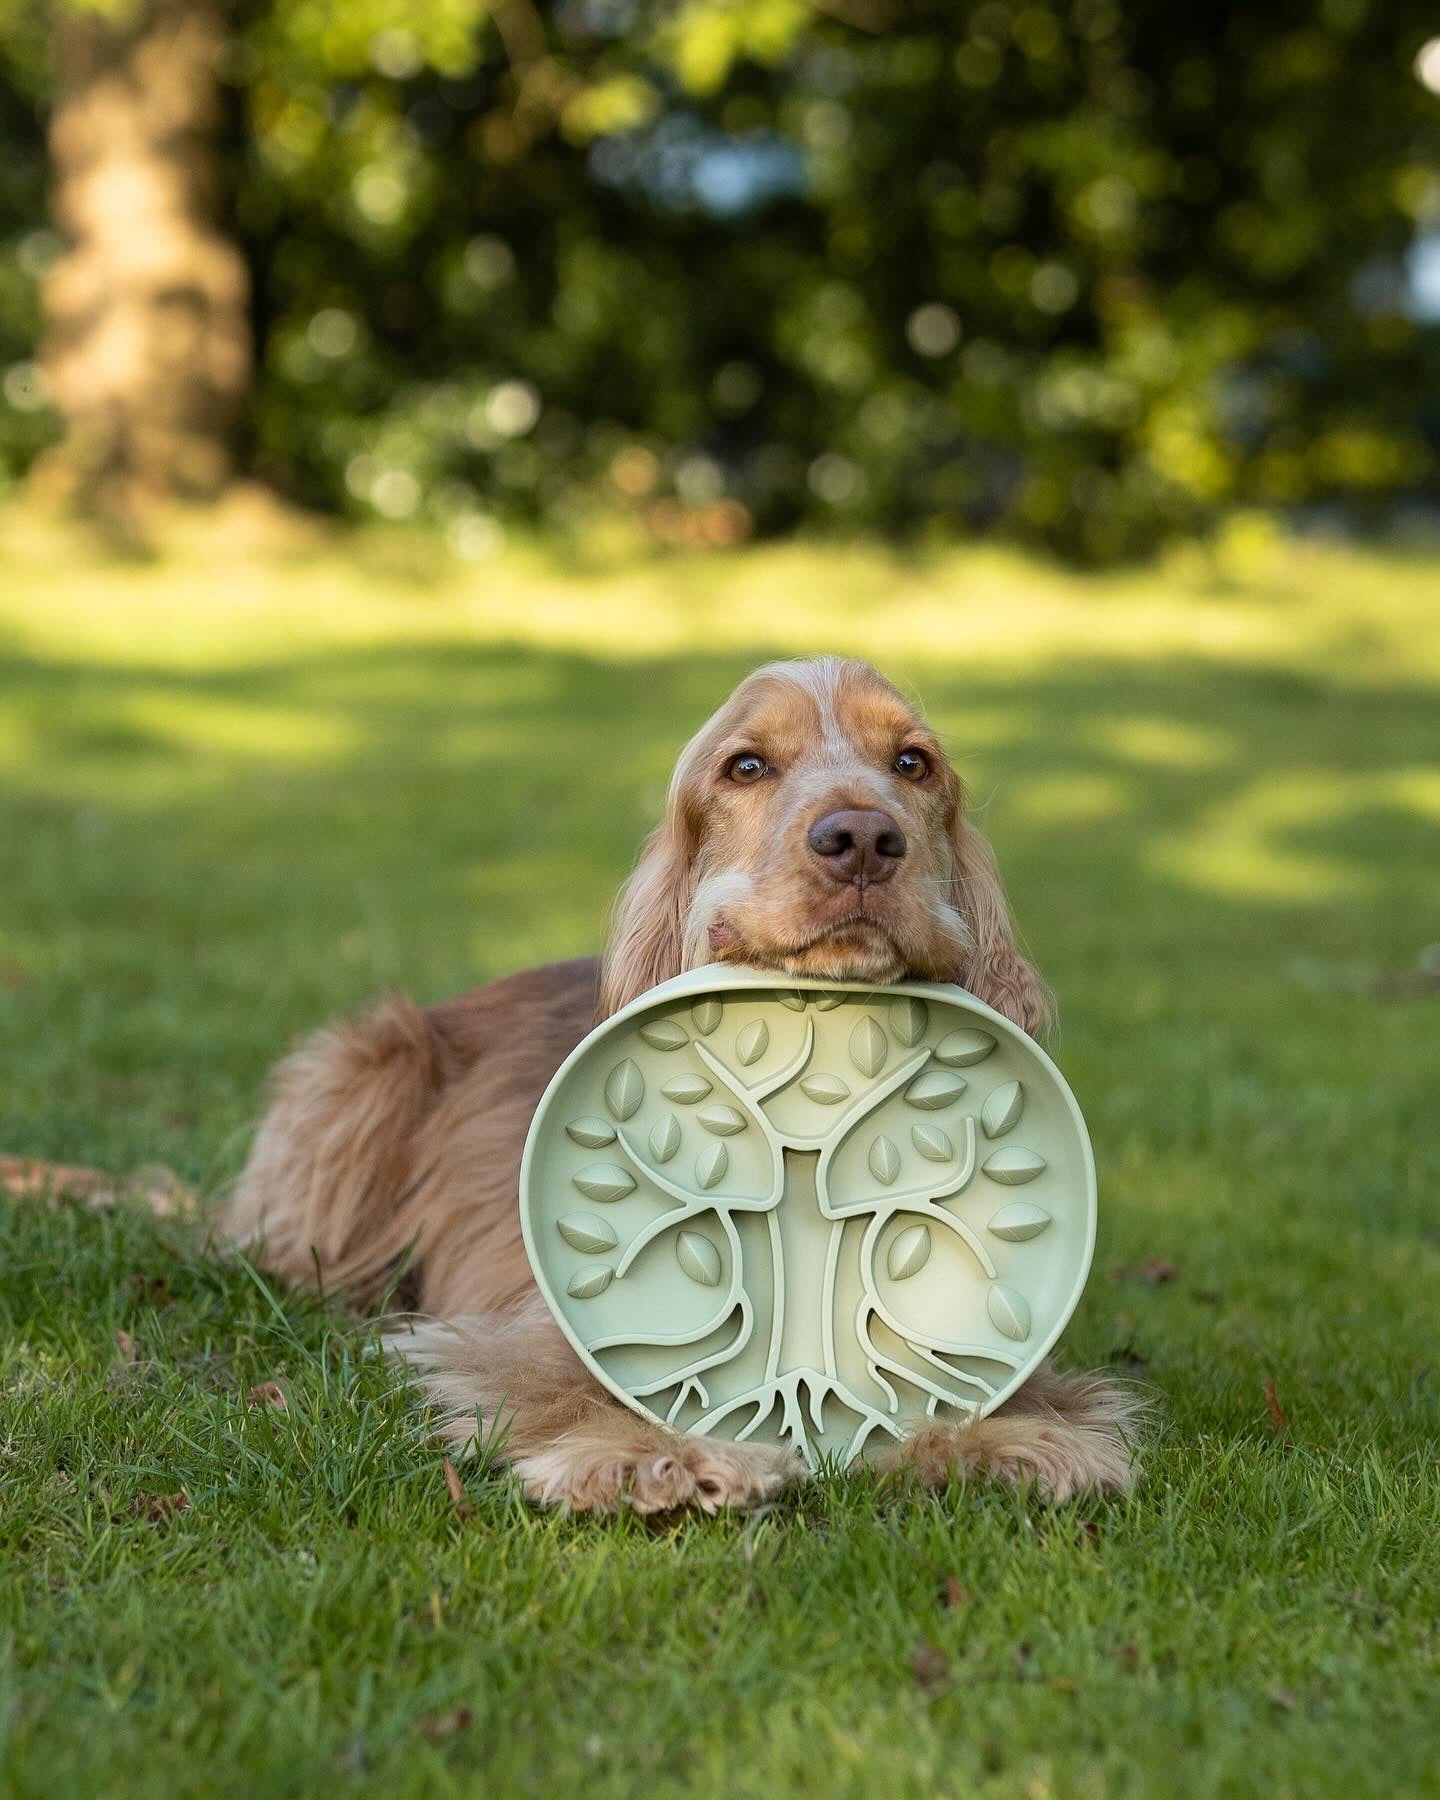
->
<box><xmin>35</xmin><ymin>0</ymin><xmax>250</xmax><ymax>521</ymax></box>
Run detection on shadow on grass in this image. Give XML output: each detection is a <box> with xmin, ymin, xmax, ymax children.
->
<box><xmin>0</xmin><ymin>633</ymin><xmax>1434</xmax><ymax>1240</ymax></box>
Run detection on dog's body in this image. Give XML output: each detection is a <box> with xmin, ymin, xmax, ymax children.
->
<box><xmin>226</xmin><ymin>659</ymin><xmax>1138</xmax><ymax>1512</ymax></box>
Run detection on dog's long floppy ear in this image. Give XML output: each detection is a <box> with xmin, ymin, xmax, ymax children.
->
<box><xmin>599</xmin><ymin>807</ymin><xmax>697</xmax><ymax>1018</ymax></box>
<box><xmin>948</xmin><ymin>807</ymin><xmax>1054</xmax><ymax>1038</ymax></box>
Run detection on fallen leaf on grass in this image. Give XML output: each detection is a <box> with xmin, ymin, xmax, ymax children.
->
<box><xmin>441</xmin><ymin>1455</ymin><xmax>471</xmax><ymax>1519</ymax></box>
<box><xmin>0</xmin><ymin>1155</ymin><xmax>194</xmax><ymax>1216</ymax></box>
<box><xmin>1264</xmin><ymin>1379</ymin><xmax>1290</xmax><ymax>1433</ymax></box>
<box><xmin>418</xmin><ymin>1707</ymin><xmax>472</xmax><ymax>1745</ymax></box>
<box><xmin>136</xmin><ymin>1491</ymin><xmax>190</xmax><ymax>1521</ymax></box>
<box><xmin>127</xmin><ymin>1164</ymin><xmax>196</xmax><ymax>1215</ymax></box>
<box><xmin>2</xmin><ymin>1156</ymin><xmax>115</xmax><ymax>1204</ymax></box>
<box><xmin>942</xmin><ymin>1577</ymin><xmax>971</xmax><ymax>1610</ymax></box>
<box><xmin>246</xmin><ymin>1381</ymin><xmax>288</xmax><ymax>1412</ymax></box>
<box><xmin>911</xmin><ymin>1643</ymin><xmax>949</xmax><ymax>1689</ymax></box>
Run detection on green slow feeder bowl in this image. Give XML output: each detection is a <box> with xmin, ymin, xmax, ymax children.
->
<box><xmin>519</xmin><ymin>965</ymin><xmax>1096</xmax><ymax>1469</ymax></box>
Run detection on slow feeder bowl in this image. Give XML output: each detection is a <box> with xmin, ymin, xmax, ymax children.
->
<box><xmin>520</xmin><ymin>965</ymin><xmax>1096</xmax><ymax>1470</ymax></box>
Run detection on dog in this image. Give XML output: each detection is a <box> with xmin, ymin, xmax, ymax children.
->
<box><xmin>225</xmin><ymin>657</ymin><xmax>1138</xmax><ymax>1513</ymax></box>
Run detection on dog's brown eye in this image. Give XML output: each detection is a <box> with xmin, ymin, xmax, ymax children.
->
<box><xmin>894</xmin><ymin>749</ymin><xmax>929</xmax><ymax>781</ymax></box>
<box><xmin>728</xmin><ymin>753</ymin><xmax>768</xmax><ymax>784</ymax></box>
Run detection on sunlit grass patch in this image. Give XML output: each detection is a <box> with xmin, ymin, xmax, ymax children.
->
<box><xmin>3</xmin><ymin>514</ymin><xmax>1439</xmax><ymax>684</ymax></box>
<box><xmin>1150</xmin><ymin>767</ymin><xmax>1440</xmax><ymax>901</ymax></box>
<box><xmin>0</xmin><ymin>523</ymin><xmax>1437</xmax><ymax>1797</ymax></box>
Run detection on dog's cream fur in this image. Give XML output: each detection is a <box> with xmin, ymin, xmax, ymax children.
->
<box><xmin>225</xmin><ymin>658</ymin><xmax>1139</xmax><ymax>1512</ymax></box>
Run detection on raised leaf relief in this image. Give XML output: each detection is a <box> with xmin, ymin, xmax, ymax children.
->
<box><xmin>850</xmin><ymin>1016</ymin><xmax>888</xmax><ymax>1078</ymax></box>
<box><xmin>890</xmin><ymin>996</ymin><xmax>928</xmax><ymax>1046</ymax></box>
<box><xmin>988</xmin><ymin>1202</ymin><xmax>1052</xmax><ymax>1241</ymax></box>
<box><xmin>982</xmin><ymin>1146</ymin><xmax>1047</xmax><ymax>1185</ymax></box>
<box><xmin>661</xmin><ymin>1073</ymin><xmax>712</xmax><ymax>1105</ymax></box>
<box><xmin>676</xmin><ymin>1230</ymin><xmax>722</xmax><ymax>1287</ymax></box>
<box><xmin>695</xmin><ymin>1142</ymin><xmax>729</xmax><ymax>1190</ymax></box>
<box><xmin>557</xmin><ymin>1213</ymin><xmax>618</xmax><ymax>1254</ymax></box>
<box><xmin>887</xmin><ymin>1223</ymin><xmax>932</xmax><ymax>1282</ymax></box>
<box><xmin>982</xmin><ymin>1080</ymin><xmax>1024</xmax><ymax>1139</ymax></box>
<box><xmin>530</xmin><ymin>978</ymin><xmax>1091</xmax><ymax>1474</ymax></box>
<box><xmin>935</xmin><ymin>1029</ymin><xmax>997</xmax><ymax>1066</ymax></box>
<box><xmin>565</xmin><ymin>1117</ymin><xmax>615</xmax><ymax>1149</ymax></box>
<box><xmin>604</xmin><ymin>1059</ymin><xmax>644</xmax><ymax>1121</ymax></box>
<box><xmin>691</xmin><ymin>998</ymin><xmax>723</xmax><ymax>1036</ymax></box>
<box><xmin>911</xmin><ymin>1124</ymin><xmax>953</xmax><ymax>1162</ymax></box>
<box><xmin>639</xmin><ymin>1018</ymin><xmax>688</xmax><ymax>1051</ymax></box>
<box><xmin>572</xmin><ymin>1164</ymin><xmax>636</xmax><ymax>1203</ymax></box>
<box><xmin>698</xmin><ymin>1105</ymin><xmax>746</xmax><ymax>1136</ymax></box>
<box><xmin>649</xmin><ymin>1114</ymin><xmax>681</xmax><ymax>1164</ymax></box>
<box><xmin>987</xmin><ymin>1282</ymin><xmax>1032</xmax><ymax>1342</ymax></box>
<box><xmin>904</xmin><ymin>1068</ymin><xmax>968</xmax><ymax>1110</ymax></box>
<box><xmin>868</xmin><ymin>1135</ymin><xmax>901</xmax><ymax>1185</ymax></box>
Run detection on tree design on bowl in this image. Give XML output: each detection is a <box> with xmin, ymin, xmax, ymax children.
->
<box><xmin>519</xmin><ymin>966</ymin><xmax>1097</xmax><ymax>1470</ymax></box>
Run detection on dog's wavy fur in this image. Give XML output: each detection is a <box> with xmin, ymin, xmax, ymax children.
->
<box><xmin>225</xmin><ymin>658</ymin><xmax>1139</xmax><ymax>1512</ymax></box>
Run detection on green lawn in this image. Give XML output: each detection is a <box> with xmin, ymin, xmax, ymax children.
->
<box><xmin>1</xmin><ymin>519</ymin><xmax>1437</xmax><ymax>1798</ymax></box>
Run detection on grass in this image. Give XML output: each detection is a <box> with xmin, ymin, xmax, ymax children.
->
<box><xmin>1</xmin><ymin>517</ymin><xmax>1437</xmax><ymax>1798</ymax></box>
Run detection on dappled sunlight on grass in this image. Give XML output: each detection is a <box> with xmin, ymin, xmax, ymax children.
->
<box><xmin>0</xmin><ymin>525</ymin><xmax>1434</xmax><ymax>1191</ymax></box>
<box><xmin>1</xmin><ymin>524</ymin><xmax>1437</xmax><ymax>1798</ymax></box>
<box><xmin>1149</xmin><ymin>767</ymin><xmax>1440</xmax><ymax>902</ymax></box>
<box><xmin>3</xmin><ymin>514</ymin><xmax>1439</xmax><ymax>683</ymax></box>
<box><xmin>1087</xmin><ymin>716</ymin><xmax>1236</xmax><ymax>771</ymax></box>
<box><xmin>4</xmin><ymin>690</ymin><xmax>363</xmax><ymax>803</ymax></box>
<box><xmin>120</xmin><ymin>691</ymin><xmax>361</xmax><ymax>761</ymax></box>
<box><xmin>1008</xmin><ymin>771</ymin><xmax>1138</xmax><ymax>827</ymax></box>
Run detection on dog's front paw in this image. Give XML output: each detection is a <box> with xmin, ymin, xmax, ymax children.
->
<box><xmin>874</xmin><ymin>1374</ymin><xmax>1143</xmax><ymax>1503</ymax></box>
<box><xmin>877</xmin><ymin>1418</ymin><xmax>1135</xmax><ymax>1502</ymax></box>
<box><xmin>674</xmin><ymin>1436</ymin><xmax>802</xmax><ymax>1515</ymax></box>
<box><xmin>514</xmin><ymin>1430</ymin><xmax>802</xmax><ymax>1515</ymax></box>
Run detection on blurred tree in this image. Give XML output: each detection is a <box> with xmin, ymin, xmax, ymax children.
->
<box><xmin>0</xmin><ymin>0</ymin><xmax>1437</xmax><ymax>556</ymax></box>
<box><xmin>34</xmin><ymin>0</ymin><xmax>251</xmax><ymax>520</ymax></box>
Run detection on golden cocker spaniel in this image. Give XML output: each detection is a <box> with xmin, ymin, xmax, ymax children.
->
<box><xmin>226</xmin><ymin>657</ymin><xmax>1137</xmax><ymax>1513</ymax></box>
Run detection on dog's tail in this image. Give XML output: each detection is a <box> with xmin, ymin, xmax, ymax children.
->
<box><xmin>223</xmin><ymin>995</ymin><xmax>452</xmax><ymax>1303</ymax></box>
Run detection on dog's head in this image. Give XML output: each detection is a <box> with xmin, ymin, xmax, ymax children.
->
<box><xmin>600</xmin><ymin>657</ymin><xmax>1050</xmax><ymax>1034</ymax></box>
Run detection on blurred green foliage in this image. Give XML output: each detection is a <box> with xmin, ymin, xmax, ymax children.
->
<box><xmin>3</xmin><ymin>0</ymin><xmax>1440</xmax><ymax>557</ymax></box>
<box><xmin>0</xmin><ymin>13</ymin><xmax>58</xmax><ymax>478</ymax></box>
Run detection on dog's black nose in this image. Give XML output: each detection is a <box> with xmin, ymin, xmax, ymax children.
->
<box><xmin>808</xmin><ymin>809</ymin><xmax>907</xmax><ymax>884</ymax></box>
